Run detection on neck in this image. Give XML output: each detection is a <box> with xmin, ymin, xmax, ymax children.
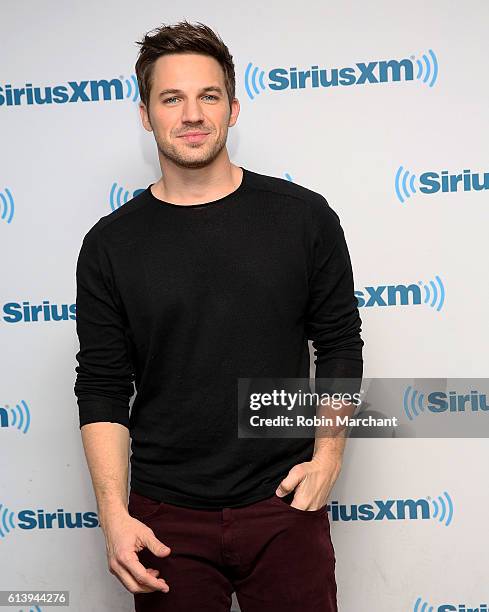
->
<box><xmin>152</xmin><ymin>158</ymin><xmax>243</xmax><ymax>205</ymax></box>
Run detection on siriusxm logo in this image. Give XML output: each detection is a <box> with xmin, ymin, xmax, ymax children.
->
<box><xmin>0</xmin><ymin>502</ymin><xmax>99</xmax><ymax>539</ymax></box>
<box><xmin>395</xmin><ymin>165</ymin><xmax>489</xmax><ymax>203</ymax></box>
<box><xmin>0</xmin><ymin>186</ymin><xmax>14</xmax><ymax>223</ymax></box>
<box><xmin>110</xmin><ymin>182</ymin><xmax>146</xmax><ymax>210</ymax></box>
<box><xmin>414</xmin><ymin>597</ymin><xmax>488</xmax><ymax>612</ymax></box>
<box><xmin>245</xmin><ymin>49</ymin><xmax>438</xmax><ymax>100</ymax></box>
<box><xmin>0</xmin><ymin>74</ymin><xmax>139</xmax><ymax>107</ymax></box>
<box><xmin>0</xmin><ymin>400</ymin><xmax>31</xmax><ymax>433</ymax></box>
<box><xmin>403</xmin><ymin>387</ymin><xmax>488</xmax><ymax>420</ymax></box>
<box><xmin>355</xmin><ymin>275</ymin><xmax>445</xmax><ymax>311</ymax></box>
<box><xmin>328</xmin><ymin>491</ymin><xmax>453</xmax><ymax>526</ymax></box>
<box><xmin>2</xmin><ymin>301</ymin><xmax>76</xmax><ymax>323</ymax></box>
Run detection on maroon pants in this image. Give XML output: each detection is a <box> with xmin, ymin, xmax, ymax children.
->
<box><xmin>128</xmin><ymin>489</ymin><xmax>337</xmax><ymax>611</ymax></box>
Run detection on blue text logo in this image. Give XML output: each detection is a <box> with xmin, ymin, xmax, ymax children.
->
<box><xmin>395</xmin><ymin>165</ymin><xmax>489</xmax><ymax>203</ymax></box>
<box><xmin>0</xmin><ymin>502</ymin><xmax>99</xmax><ymax>540</ymax></box>
<box><xmin>355</xmin><ymin>276</ymin><xmax>445</xmax><ymax>311</ymax></box>
<box><xmin>328</xmin><ymin>491</ymin><xmax>453</xmax><ymax>526</ymax></box>
<box><xmin>245</xmin><ymin>49</ymin><xmax>438</xmax><ymax>100</ymax></box>
<box><xmin>0</xmin><ymin>74</ymin><xmax>139</xmax><ymax>108</ymax></box>
<box><xmin>404</xmin><ymin>386</ymin><xmax>489</xmax><ymax>420</ymax></box>
<box><xmin>2</xmin><ymin>301</ymin><xmax>76</xmax><ymax>323</ymax></box>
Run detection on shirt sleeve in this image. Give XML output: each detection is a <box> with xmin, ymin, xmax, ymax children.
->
<box><xmin>73</xmin><ymin>226</ymin><xmax>135</xmax><ymax>429</ymax></box>
<box><xmin>304</xmin><ymin>198</ymin><xmax>364</xmax><ymax>384</ymax></box>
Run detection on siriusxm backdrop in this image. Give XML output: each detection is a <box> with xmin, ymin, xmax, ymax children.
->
<box><xmin>1</xmin><ymin>1</ymin><xmax>488</xmax><ymax>611</ymax></box>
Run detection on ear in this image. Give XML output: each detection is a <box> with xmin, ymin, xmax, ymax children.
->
<box><xmin>139</xmin><ymin>102</ymin><xmax>153</xmax><ymax>132</ymax></box>
<box><xmin>228</xmin><ymin>97</ymin><xmax>240</xmax><ymax>128</ymax></box>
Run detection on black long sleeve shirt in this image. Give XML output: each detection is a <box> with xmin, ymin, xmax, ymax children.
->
<box><xmin>73</xmin><ymin>166</ymin><xmax>364</xmax><ymax>509</ymax></box>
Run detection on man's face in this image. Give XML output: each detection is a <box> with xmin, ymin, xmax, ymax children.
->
<box><xmin>139</xmin><ymin>53</ymin><xmax>239</xmax><ymax>169</ymax></box>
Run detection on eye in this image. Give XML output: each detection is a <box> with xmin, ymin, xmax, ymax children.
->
<box><xmin>162</xmin><ymin>95</ymin><xmax>219</xmax><ymax>104</ymax></box>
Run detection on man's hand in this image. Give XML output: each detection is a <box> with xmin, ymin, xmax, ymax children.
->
<box><xmin>100</xmin><ymin>510</ymin><xmax>171</xmax><ymax>594</ymax></box>
<box><xmin>275</xmin><ymin>455</ymin><xmax>342</xmax><ymax>511</ymax></box>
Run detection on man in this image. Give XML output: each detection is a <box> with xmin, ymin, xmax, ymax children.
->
<box><xmin>74</xmin><ymin>19</ymin><xmax>363</xmax><ymax>612</ymax></box>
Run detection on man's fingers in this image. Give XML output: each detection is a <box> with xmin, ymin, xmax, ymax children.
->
<box><xmin>289</xmin><ymin>497</ymin><xmax>309</xmax><ymax>511</ymax></box>
<box><xmin>110</xmin><ymin>561</ymin><xmax>166</xmax><ymax>594</ymax></box>
<box><xmin>276</xmin><ymin>464</ymin><xmax>306</xmax><ymax>496</ymax></box>
<box><xmin>144</xmin><ymin>533</ymin><xmax>171</xmax><ymax>558</ymax></box>
<box><xmin>118</xmin><ymin>551</ymin><xmax>169</xmax><ymax>592</ymax></box>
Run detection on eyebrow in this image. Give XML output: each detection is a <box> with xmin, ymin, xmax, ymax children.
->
<box><xmin>158</xmin><ymin>86</ymin><xmax>224</xmax><ymax>98</ymax></box>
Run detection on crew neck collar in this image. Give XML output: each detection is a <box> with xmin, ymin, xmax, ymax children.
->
<box><xmin>147</xmin><ymin>166</ymin><xmax>248</xmax><ymax>210</ymax></box>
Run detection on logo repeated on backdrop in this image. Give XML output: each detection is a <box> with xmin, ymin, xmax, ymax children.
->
<box><xmin>403</xmin><ymin>386</ymin><xmax>489</xmax><ymax>420</ymax></box>
<box><xmin>2</xmin><ymin>28</ymin><xmax>485</xmax><ymax>607</ymax></box>
<box><xmin>2</xmin><ymin>301</ymin><xmax>76</xmax><ymax>323</ymax></box>
<box><xmin>0</xmin><ymin>74</ymin><xmax>139</xmax><ymax>107</ymax></box>
<box><xmin>109</xmin><ymin>182</ymin><xmax>145</xmax><ymax>210</ymax></box>
<box><xmin>0</xmin><ymin>502</ymin><xmax>100</xmax><ymax>539</ymax></box>
<box><xmin>244</xmin><ymin>49</ymin><xmax>439</xmax><ymax>100</ymax></box>
<box><xmin>414</xmin><ymin>597</ymin><xmax>488</xmax><ymax>612</ymax></box>
<box><xmin>0</xmin><ymin>400</ymin><xmax>31</xmax><ymax>433</ymax></box>
<box><xmin>328</xmin><ymin>491</ymin><xmax>454</xmax><ymax>526</ymax></box>
<box><xmin>355</xmin><ymin>276</ymin><xmax>445</xmax><ymax>311</ymax></box>
<box><xmin>0</xmin><ymin>493</ymin><xmax>452</xmax><ymax>540</ymax></box>
<box><xmin>395</xmin><ymin>165</ymin><xmax>489</xmax><ymax>203</ymax></box>
<box><xmin>0</xmin><ymin>187</ymin><xmax>14</xmax><ymax>223</ymax></box>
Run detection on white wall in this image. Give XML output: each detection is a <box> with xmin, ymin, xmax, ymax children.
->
<box><xmin>1</xmin><ymin>1</ymin><xmax>488</xmax><ymax>610</ymax></box>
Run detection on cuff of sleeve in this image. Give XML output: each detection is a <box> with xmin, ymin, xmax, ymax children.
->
<box><xmin>78</xmin><ymin>400</ymin><xmax>130</xmax><ymax>429</ymax></box>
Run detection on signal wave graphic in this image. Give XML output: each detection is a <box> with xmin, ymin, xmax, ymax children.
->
<box><xmin>8</xmin><ymin>400</ymin><xmax>31</xmax><ymax>433</ymax></box>
<box><xmin>0</xmin><ymin>187</ymin><xmax>14</xmax><ymax>223</ymax></box>
<box><xmin>395</xmin><ymin>166</ymin><xmax>417</xmax><ymax>203</ymax></box>
<box><xmin>19</xmin><ymin>608</ymin><xmax>41</xmax><ymax>612</ymax></box>
<box><xmin>420</xmin><ymin>275</ymin><xmax>445</xmax><ymax>311</ymax></box>
<box><xmin>124</xmin><ymin>74</ymin><xmax>139</xmax><ymax>102</ymax></box>
<box><xmin>414</xmin><ymin>49</ymin><xmax>439</xmax><ymax>87</ymax></box>
<box><xmin>0</xmin><ymin>502</ymin><xmax>16</xmax><ymax>539</ymax></box>
<box><xmin>414</xmin><ymin>597</ymin><xmax>434</xmax><ymax>612</ymax></box>
<box><xmin>110</xmin><ymin>183</ymin><xmax>132</xmax><ymax>210</ymax></box>
<box><xmin>427</xmin><ymin>491</ymin><xmax>454</xmax><ymax>526</ymax></box>
<box><xmin>403</xmin><ymin>386</ymin><xmax>427</xmax><ymax>420</ymax></box>
<box><xmin>244</xmin><ymin>63</ymin><xmax>266</xmax><ymax>100</ymax></box>
<box><xmin>284</xmin><ymin>173</ymin><xmax>293</xmax><ymax>181</ymax></box>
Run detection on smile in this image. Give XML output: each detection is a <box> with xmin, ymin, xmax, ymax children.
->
<box><xmin>179</xmin><ymin>133</ymin><xmax>209</xmax><ymax>144</ymax></box>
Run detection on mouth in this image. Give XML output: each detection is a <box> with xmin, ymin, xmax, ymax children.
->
<box><xmin>178</xmin><ymin>132</ymin><xmax>210</xmax><ymax>144</ymax></box>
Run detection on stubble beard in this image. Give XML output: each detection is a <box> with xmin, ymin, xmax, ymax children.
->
<box><xmin>153</xmin><ymin>125</ymin><xmax>229</xmax><ymax>170</ymax></box>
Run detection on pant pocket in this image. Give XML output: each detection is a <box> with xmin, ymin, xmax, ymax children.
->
<box><xmin>270</xmin><ymin>492</ymin><xmax>328</xmax><ymax>516</ymax></box>
<box><xmin>128</xmin><ymin>490</ymin><xmax>167</xmax><ymax>521</ymax></box>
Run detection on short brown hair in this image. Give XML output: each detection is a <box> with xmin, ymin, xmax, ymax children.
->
<box><xmin>134</xmin><ymin>20</ymin><xmax>236</xmax><ymax>112</ymax></box>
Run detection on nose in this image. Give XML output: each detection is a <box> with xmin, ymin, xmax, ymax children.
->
<box><xmin>180</xmin><ymin>98</ymin><xmax>205</xmax><ymax>124</ymax></box>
